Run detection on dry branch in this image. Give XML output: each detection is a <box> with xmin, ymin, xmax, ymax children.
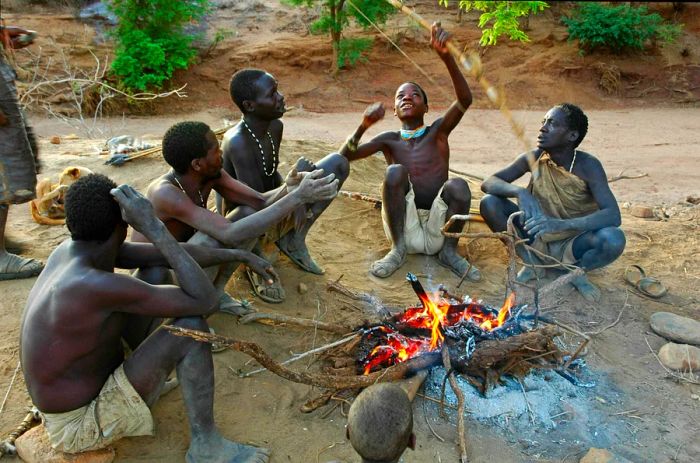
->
<box><xmin>163</xmin><ymin>325</ymin><xmax>439</xmax><ymax>389</ymax></box>
<box><xmin>608</xmin><ymin>170</ymin><xmax>649</xmax><ymax>183</ymax></box>
<box><xmin>442</xmin><ymin>347</ymin><xmax>469</xmax><ymax>463</ymax></box>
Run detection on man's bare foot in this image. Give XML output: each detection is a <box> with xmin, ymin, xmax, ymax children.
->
<box><xmin>571</xmin><ymin>274</ymin><xmax>601</xmax><ymax>302</ymax></box>
<box><xmin>186</xmin><ymin>433</ymin><xmax>270</xmax><ymax>463</ymax></box>
<box><xmin>515</xmin><ymin>266</ymin><xmax>545</xmax><ymax>283</ymax></box>
<box><xmin>370</xmin><ymin>248</ymin><xmax>406</xmax><ymax>278</ymax></box>
<box><xmin>277</xmin><ymin>233</ymin><xmax>324</xmax><ymax>275</ymax></box>
<box><xmin>437</xmin><ymin>248</ymin><xmax>481</xmax><ymax>281</ymax></box>
<box><xmin>218</xmin><ymin>293</ymin><xmax>255</xmax><ymax>317</ymax></box>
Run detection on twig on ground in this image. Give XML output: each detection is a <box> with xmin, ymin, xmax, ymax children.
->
<box><xmin>442</xmin><ymin>347</ymin><xmax>468</xmax><ymax>463</ymax></box>
<box><xmin>239</xmin><ymin>333</ymin><xmax>359</xmax><ymax>377</ymax></box>
<box><xmin>239</xmin><ymin>312</ymin><xmax>352</xmax><ymax>334</ymax></box>
<box><xmin>608</xmin><ymin>169</ymin><xmax>649</xmax><ymax>183</ymax></box>
<box><xmin>586</xmin><ymin>291</ymin><xmax>629</xmax><ymax>336</ymax></box>
<box><xmin>0</xmin><ymin>361</ymin><xmax>20</xmax><ymax>417</ymax></box>
<box><xmin>517</xmin><ymin>378</ymin><xmax>536</xmax><ymax>425</ymax></box>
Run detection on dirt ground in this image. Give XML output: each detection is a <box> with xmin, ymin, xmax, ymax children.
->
<box><xmin>1</xmin><ymin>1</ymin><xmax>699</xmax><ymax>462</ymax></box>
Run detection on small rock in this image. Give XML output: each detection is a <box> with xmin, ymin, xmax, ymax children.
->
<box><xmin>50</xmin><ymin>136</ymin><xmax>61</xmax><ymax>145</ymax></box>
<box><xmin>658</xmin><ymin>342</ymin><xmax>700</xmax><ymax>372</ymax></box>
<box><xmin>298</xmin><ymin>282</ymin><xmax>308</xmax><ymax>294</ymax></box>
<box><xmin>691</xmin><ymin>394</ymin><xmax>699</xmax><ymax>400</ymax></box>
<box><xmin>579</xmin><ymin>448</ymin><xmax>632</xmax><ymax>463</ymax></box>
<box><xmin>15</xmin><ymin>424</ymin><xmax>115</xmax><ymax>463</ymax></box>
<box><xmin>686</xmin><ymin>195</ymin><xmax>700</xmax><ymax>205</ymax></box>
<box><xmin>64</xmin><ymin>134</ymin><xmax>80</xmax><ymax>140</ymax></box>
<box><xmin>629</xmin><ymin>205</ymin><xmax>655</xmax><ymax>218</ymax></box>
<box><xmin>650</xmin><ymin>312</ymin><xmax>700</xmax><ymax>345</ymax></box>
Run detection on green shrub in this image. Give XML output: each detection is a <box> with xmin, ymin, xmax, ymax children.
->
<box><xmin>563</xmin><ymin>2</ymin><xmax>683</xmax><ymax>54</ymax></box>
<box><xmin>337</xmin><ymin>37</ymin><xmax>373</xmax><ymax>69</ymax></box>
<box><xmin>108</xmin><ymin>0</ymin><xmax>212</xmax><ymax>92</ymax></box>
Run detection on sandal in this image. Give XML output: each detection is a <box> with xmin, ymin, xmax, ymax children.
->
<box><xmin>245</xmin><ymin>267</ymin><xmax>285</xmax><ymax>303</ymax></box>
<box><xmin>624</xmin><ymin>265</ymin><xmax>667</xmax><ymax>298</ymax></box>
<box><xmin>0</xmin><ymin>254</ymin><xmax>44</xmax><ymax>281</ymax></box>
<box><xmin>218</xmin><ymin>292</ymin><xmax>255</xmax><ymax>317</ymax></box>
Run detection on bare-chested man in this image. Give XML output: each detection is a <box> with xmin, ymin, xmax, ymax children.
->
<box><xmin>338</xmin><ymin>23</ymin><xmax>480</xmax><ymax>281</ymax></box>
<box><xmin>480</xmin><ymin>103</ymin><xmax>626</xmax><ymax>302</ymax></box>
<box><xmin>132</xmin><ymin>121</ymin><xmax>338</xmax><ymax>312</ymax></box>
<box><xmin>221</xmin><ymin>69</ymin><xmax>349</xmax><ymax>302</ymax></box>
<box><xmin>21</xmin><ymin>174</ymin><xmax>272</xmax><ymax>462</ymax></box>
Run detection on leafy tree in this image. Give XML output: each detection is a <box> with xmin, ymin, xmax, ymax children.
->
<box><xmin>563</xmin><ymin>2</ymin><xmax>683</xmax><ymax>55</ymax></box>
<box><xmin>439</xmin><ymin>1</ymin><xmax>549</xmax><ymax>46</ymax></box>
<box><xmin>283</xmin><ymin>0</ymin><xmax>394</xmax><ymax>72</ymax></box>
<box><xmin>108</xmin><ymin>0</ymin><xmax>212</xmax><ymax>92</ymax></box>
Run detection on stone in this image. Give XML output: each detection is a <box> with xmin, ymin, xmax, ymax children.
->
<box><xmin>297</xmin><ymin>282</ymin><xmax>308</xmax><ymax>294</ymax></box>
<box><xmin>650</xmin><ymin>312</ymin><xmax>700</xmax><ymax>345</ymax></box>
<box><xmin>658</xmin><ymin>343</ymin><xmax>700</xmax><ymax>372</ymax></box>
<box><xmin>50</xmin><ymin>136</ymin><xmax>61</xmax><ymax>145</ymax></box>
<box><xmin>579</xmin><ymin>448</ymin><xmax>632</xmax><ymax>463</ymax></box>
<box><xmin>629</xmin><ymin>205</ymin><xmax>654</xmax><ymax>218</ymax></box>
<box><xmin>15</xmin><ymin>425</ymin><xmax>115</xmax><ymax>463</ymax></box>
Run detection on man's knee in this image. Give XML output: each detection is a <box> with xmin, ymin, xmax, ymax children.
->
<box><xmin>596</xmin><ymin>227</ymin><xmax>626</xmax><ymax>258</ymax></box>
<box><xmin>443</xmin><ymin>178</ymin><xmax>470</xmax><ymax>203</ymax></box>
<box><xmin>226</xmin><ymin>204</ymin><xmax>256</xmax><ymax>222</ymax></box>
<box><xmin>320</xmin><ymin>152</ymin><xmax>350</xmax><ymax>181</ymax></box>
<box><xmin>384</xmin><ymin>164</ymin><xmax>408</xmax><ymax>187</ymax></box>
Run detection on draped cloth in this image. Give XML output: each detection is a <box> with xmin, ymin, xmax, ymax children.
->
<box><xmin>525</xmin><ymin>152</ymin><xmax>599</xmax><ymax>264</ymax></box>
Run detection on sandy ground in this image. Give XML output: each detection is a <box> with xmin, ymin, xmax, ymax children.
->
<box><xmin>1</xmin><ymin>111</ymin><xmax>699</xmax><ymax>462</ymax></box>
<box><xmin>1</xmin><ymin>1</ymin><xmax>699</xmax><ymax>462</ymax></box>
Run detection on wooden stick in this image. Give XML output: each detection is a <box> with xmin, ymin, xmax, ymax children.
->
<box><xmin>608</xmin><ymin>170</ymin><xmax>649</xmax><ymax>183</ymax></box>
<box><xmin>442</xmin><ymin>346</ymin><xmax>468</xmax><ymax>463</ymax></box>
<box><xmin>449</xmin><ymin>168</ymin><xmax>485</xmax><ymax>182</ymax></box>
<box><xmin>164</xmin><ymin>325</ymin><xmax>441</xmax><ymax>389</ymax></box>
<box><xmin>238</xmin><ymin>312</ymin><xmax>352</xmax><ymax>334</ymax></box>
<box><xmin>239</xmin><ymin>333</ymin><xmax>359</xmax><ymax>377</ymax></box>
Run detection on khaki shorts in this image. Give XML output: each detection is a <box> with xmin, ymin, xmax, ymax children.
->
<box><xmin>530</xmin><ymin>233</ymin><xmax>580</xmax><ymax>266</ymax></box>
<box><xmin>382</xmin><ymin>183</ymin><xmax>448</xmax><ymax>256</ymax></box>
<box><xmin>42</xmin><ymin>365</ymin><xmax>155</xmax><ymax>454</ymax></box>
<box><xmin>0</xmin><ymin>60</ymin><xmax>36</xmax><ymax>205</ymax></box>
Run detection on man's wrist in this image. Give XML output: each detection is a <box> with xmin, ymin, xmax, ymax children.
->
<box><xmin>345</xmin><ymin>134</ymin><xmax>358</xmax><ymax>152</ymax></box>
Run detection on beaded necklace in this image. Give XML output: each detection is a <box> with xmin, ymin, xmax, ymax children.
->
<box><xmin>172</xmin><ymin>174</ymin><xmax>204</xmax><ymax>207</ymax></box>
<box><xmin>242</xmin><ymin>118</ymin><xmax>278</xmax><ymax>177</ymax></box>
<box><xmin>400</xmin><ymin>125</ymin><xmax>427</xmax><ymax>140</ymax></box>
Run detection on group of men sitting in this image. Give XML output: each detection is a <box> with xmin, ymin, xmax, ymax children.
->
<box><xmin>7</xmin><ymin>23</ymin><xmax>626</xmax><ymax>463</ymax></box>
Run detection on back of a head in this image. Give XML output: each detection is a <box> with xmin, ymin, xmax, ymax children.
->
<box><xmin>65</xmin><ymin>173</ymin><xmax>122</xmax><ymax>241</ymax></box>
<box><xmin>162</xmin><ymin>121</ymin><xmax>212</xmax><ymax>174</ymax></box>
<box><xmin>229</xmin><ymin>68</ymin><xmax>266</xmax><ymax>112</ymax></box>
<box><xmin>347</xmin><ymin>383</ymin><xmax>413</xmax><ymax>463</ymax></box>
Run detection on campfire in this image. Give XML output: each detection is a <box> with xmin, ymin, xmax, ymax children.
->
<box><xmin>358</xmin><ymin>273</ymin><xmax>525</xmax><ymax>375</ymax></box>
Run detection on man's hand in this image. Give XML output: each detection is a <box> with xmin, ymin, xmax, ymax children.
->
<box><xmin>295</xmin><ymin>169</ymin><xmax>339</xmax><ymax>203</ymax></box>
<box><xmin>430</xmin><ymin>22</ymin><xmax>451</xmax><ymax>59</ymax></box>
<box><xmin>362</xmin><ymin>102</ymin><xmax>385</xmax><ymax>129</ymax></box>
<box><xmin>240</xmin><ymin>252</ymin><xmax>278</xmax><ymax>285</ymax></box>
<box><xmin>523</xmin><ymin>216</ymin><xmax>567</xmax><ymax>240</ymax></box>
<box><xmin>110</xmin><ymin>184</ymin><xmax>162</xmax><ymax>233</ymax></box>
<box><xmin>295</xmin><ymin>156</ymin><xmax>317</xmax><ymax>172</ymax></box>
<box><xmin>517</xmin><ymin>190</ymin><xmax>543</xmax><ymax>222</ymax></box>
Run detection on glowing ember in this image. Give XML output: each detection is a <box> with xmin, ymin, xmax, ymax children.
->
<box><xmin>360</xmin><ymin>273</ymin><xmax>516</xmax><ymax>375</ymax></box>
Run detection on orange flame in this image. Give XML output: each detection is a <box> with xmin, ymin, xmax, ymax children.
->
<box><xmin>361</xmin><ymin>292</ymin><xmax>517</xmax><ymax>375</ymax></box>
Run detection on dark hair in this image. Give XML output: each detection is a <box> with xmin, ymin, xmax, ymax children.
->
<box><xmin>347</xmin><ymin>383</ymin><xmax>413</xmax><ymax>462</ymax></box>
<box><xmin>401</xmin><ymin>81</ymin><xmax>428</xmax><ymax>106</ymax></box>
<box><xmin>162</xmin><ymin>121</ymin><xmax>212</xmax><ymax>174</ymax></box>
<box><xmin>229</xmin><ymin>69</ymin><xmax>267</xmax><ymax>112</ymax></box>
<box><xmin>555</xmin><ymin>103</ymin><xmax>588</xmax><ymax>147</ymax></box>
<box><xmin>65</xmin><ymin>174</ymin><xmax>123</xmax><ymax>241</ymax></box>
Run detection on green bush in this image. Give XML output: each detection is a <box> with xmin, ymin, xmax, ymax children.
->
<box><xmin>563</xmin><ymin>2</ymin><xmax>683</xmax><ymax>54</ymax></box>
<box><xmin>108</xmin><ymin>0</ymin><xmax>212</xmax><ymax>92</ymax></box>
<box><xmin>337</xmin><ymin>37</ymin><xmax>373</xmax><ymax>69</ymax></box>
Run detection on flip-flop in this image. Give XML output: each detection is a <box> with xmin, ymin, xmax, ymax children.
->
<box><xmin>624</xmin><ymin>265</ymin><xmax>667</xmax><ymax>298</ymax></box>
<box><xmin>277</xmin><ymin>240</ymin><xmax>324</xmax><ymax>275</ymax></box>
<box><xmin>0</xmin><ymin>254</ymin><xmax>44</xmax><ymax>281</ymax></box>
<box><xmin>245</xmin><ymin>267</ymin><xmax>285</xmax><ymax>303</ymax></box>
<box><xmin>218</xmin><ymin>292</ymin><xmax>255</xmax><ymax>317</ymax></box>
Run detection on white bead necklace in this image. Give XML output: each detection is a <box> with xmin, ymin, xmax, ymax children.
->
<box><xmin>172</xmin><ymin>174</ymin><xmax>204</xmax><ymax>207</ymax></box>
<box><xmin>241</xmin><ymin>118</ymin><xmax>278</xmax><ymax>177</ymax></box>
<box><xmin>569</xmin><ymin>150</ymin><xmax>577</xmax><ymax>173</ymax></box>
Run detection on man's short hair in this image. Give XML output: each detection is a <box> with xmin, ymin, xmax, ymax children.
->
<box><xmin>65</xmin><ymin>174</ymin><xmax>123</xmax><ymax>241</ymax></box>
<box><xmin>400</xmin><ymin>81</ymin><xmax>428</xmax><ymax>106</ymax></box>
<box><xmin>162</xmin><ymin>121</ymin><xmax>212</xmax><ymax>174</ymax></box>
<box><xmin>229</xmin><ymin>69</ymin><xmax>267</xmax><ymax>113</ymax></box>
<box><xmin>347</xmin><ymin>383</ymin><xmax>413</xmax><ymax>462</ymax></box>
<box><xmin>555</xmin><ymin>103</ymin><xmax>588</xmax><ymax>147</ymax></box>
